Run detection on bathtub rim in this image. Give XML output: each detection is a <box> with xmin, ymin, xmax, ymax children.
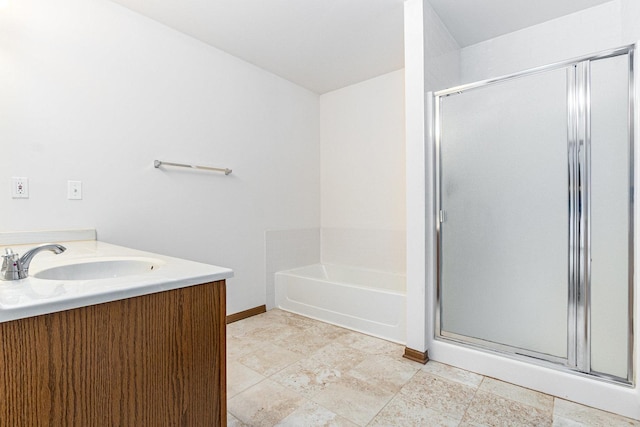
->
<box><xmin>275</xmin><ymin>263</ymin><xmax>406</xmax><ymax>294</ymax></box>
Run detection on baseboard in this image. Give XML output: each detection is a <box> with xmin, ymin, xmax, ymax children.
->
<box><xmin>403</xmin><ymin>347</ymin><xmax>429</xmax><ymax>364</ymax></box>
<box><xmin>226</xmin><ymin>305</ymin><xmax>267</xmax><ymax>324</ymax></box>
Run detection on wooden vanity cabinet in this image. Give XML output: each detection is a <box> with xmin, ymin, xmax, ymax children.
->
<box><xmin>0</xmin><ymin>280</ymin><xmax>226</xmax><ymax>426</ymax></box>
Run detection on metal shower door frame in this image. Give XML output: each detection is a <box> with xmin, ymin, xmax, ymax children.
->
<box><xmin>433</xmin><ymin>44</ymin><xmax>636</xmax><ymax>384</ymax></box>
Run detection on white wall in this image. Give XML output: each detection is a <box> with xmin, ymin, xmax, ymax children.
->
<box><xmin>423</xmin><ymin>3</ymin><xmax>460</xmax><ymax>92</ymax></box>
<box><xmin>460</xmin><ymin>0</ymin><xmax>640</xmax><ymax>84</ymax></box>
<box><xmin>404</xmin><ymin>0</ymin><xmax>460</xmax><ymax>353</ymax></box>
<box><xmin>0</xmin><ymin>0</ymin><xmax>320</xmax><ymax>315</ymax></box>
<box><xmin>319</xmin><ymin>70</ymin><xmax>406</xmax><ymax>272</ymax></box>
<box><xmin>265</xmin><ymin>228</ymin><xmax>320</xmax><ymax>310</ymax></box>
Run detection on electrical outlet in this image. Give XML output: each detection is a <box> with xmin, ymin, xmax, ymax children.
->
<box><xmin>67</xmin><ymin>180</ymin><xmax>82</xmax><ymax>200</ymax></box>
<box><xmin>11</xmin><ymin>177</ymin><xmax>29</xmax><ymax>198</ymax></box>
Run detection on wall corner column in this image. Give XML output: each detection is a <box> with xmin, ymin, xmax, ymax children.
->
<box><xmin>404</xmin><ymin>0</ymin><xmax>429</xmax><ymax>354</ymax></box>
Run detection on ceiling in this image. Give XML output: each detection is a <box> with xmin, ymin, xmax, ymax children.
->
<box><xmin>108</xmin><ymin>0</ymin><xmax>405</xmax><ymax>94</ymax></box>
<box><xmin>108</xmin><ymin>0</ymin><xmax>614</xmax><ymax>94</ymax></box>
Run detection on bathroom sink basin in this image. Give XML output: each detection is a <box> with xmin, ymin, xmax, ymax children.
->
<box><xmin>33</xmin><ymin>258</ymin><xmax>161</xmax><ymax>281</ymax></box>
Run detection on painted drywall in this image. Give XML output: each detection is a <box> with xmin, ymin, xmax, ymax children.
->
<box><xmin>319</xmin><ymin>70</ymin><xmax>406</xmax><ymax>272</ymax></box>
<box><xmin>422</xmin><ymin>3</ymin><xmax>460</xmax><ymax>93</ymax></box>
<box><xmin>265</xmin><ymin>228</ymin><xmax>320</xmax><ymax>310</ymax></box>
<box><xmin>409</xmin><ymin>0</ymin><xmax>640</xmax><ymax>419</ymax></box>
<box><xmin>0</xmin><ymin>0</ymin><xmax>320</xmax><ymax>315</ymax></box>
<box><xmin>404</xmin><ymin>0</ymin><xmax>460</xmax><ymax>354</ymax></box>
<box><xmin>460</xmin><ymin>0</ymin><xmax>640</xmax><ymax>84</ymax></box>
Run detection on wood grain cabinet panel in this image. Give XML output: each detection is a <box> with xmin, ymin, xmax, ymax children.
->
<box><xmin>0</xmin><ymin>281</ymin><xmax>226</xmax><ymax>426</ymax></box>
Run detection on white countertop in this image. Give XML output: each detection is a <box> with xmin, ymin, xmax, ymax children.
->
<box><xmin>0</xmin><ymin>238</ymin><xmax>233</xmax><ymax>323</ymax></box>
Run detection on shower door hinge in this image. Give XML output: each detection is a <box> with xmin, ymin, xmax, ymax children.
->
<box><xmin>439</xmin><ymin>210</ymin><xmax>445</xmax><ymax>223</ymax></box>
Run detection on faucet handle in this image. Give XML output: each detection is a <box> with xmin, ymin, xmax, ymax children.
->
<box><xmin>2</xmin><ymin>248</ymin><xmax>19</xmax><ymax>263</ymax></box>
<box><xmin>1</xmin><ymin>248</ymin><xmax>22</xmax><ymax>281</ymax></box>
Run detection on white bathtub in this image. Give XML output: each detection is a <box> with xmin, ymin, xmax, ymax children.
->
<box><xmin>275</xmin><ymin>264</ymin><xmax>406</xmax><ymax>343</ymax></box>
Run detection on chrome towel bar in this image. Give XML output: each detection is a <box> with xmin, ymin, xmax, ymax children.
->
<box><xmin>154</xmin><ymin>160</ymin><xmax>232</xmax><ymax>175</ymax></box>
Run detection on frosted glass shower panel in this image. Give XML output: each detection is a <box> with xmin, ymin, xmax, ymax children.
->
<box><xmin>439</xmin><ymin>69</ymin><xmax>569</xmax><ymax>358</ymax></box>
<box><xmin>589</xmin><ymin>54</ymin><xmax>631</xmax><ymax>379</ymax></box>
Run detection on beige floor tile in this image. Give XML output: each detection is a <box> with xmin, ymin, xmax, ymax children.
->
<box><xmin>236</xmin><ymin>309</ymin><xmax>316</xmax><ymax>334</ymax></box>
<box><xmin>311</xmin><ymin>319</ymin><xmax>351</xmax><ymax>335</ymax></box>
<box><xmin>422</xmin><ymin>361</ymin><xmax>484</xmax><ymax>388</ymax></box>
<box><xmin>271</xmin><ymin>357</ymin><xmax>344</xmax><ymax>398</ymax></box>
<box><xmin>227</xmin><ymin>314</ymin><xmax>274</xmax><ymax>337</ymax></box>
<box><xmin>275</xmin><ymin>401</ymin><xmax>359</xmax><ymax>427</ymax></box>
<box><xmin>237</xmin><ymin>342</ymin><xmax>303</xmax><ymax>376</ymax></box>
<box><xmin>462</xmin><ymin>390</ymin><xmax>552</xmax><ymax>426</ymax></box>
<box><xmin>227</xmin><ymin>334</ymin><xmax>269</xmax><ymax>359</ymax></box>
<box><xmin>399</xmin><ymin>370</ymin><xmax>476</xmax><ymax>420</ymax></box>
<box><xmin>227</xmin><ymin>360</ymin><xmax>265</xmax><ymax>398</ymax></box>
<box><xmin>337</xmin><ymin>330</ymin><xmax>405</xmax><ymax>358</ymax></box>
<box><xmin>553</xmin><ymin>399</ymin><xmax>640</xmax><ymax>427</ymax></box>
<box><xmin>280</xmin><ymin>312</ymin><xmax>326</xmax><ymax>328</ymax></box>
<box><xmin>312</xmin><ymin>375</ymin><xmax>396</xmax><ymax>426</ymax></box>
<box><xmin>263</xmin><ymin>310</ymin><xmax>316</xmax><ymax>328</ymax></box>
<box><xmin>348</xmin><ymin>355</ymin><xmax>419</xmax><ymax>393</ymax></box>
<box><xmin>241</xmin><ymin>322</ymin><xmax>300</xmax><ymax>343</ymax></box>
<box><xmin>260</xmin><ymin>308</ymin><xmax>296</xmax><ymax>320</ymax></box>
<box><xmin>309</xmin><ymin>342</ymin><xmax>369</xmax><ymax>371</ymax></box>
<box><xmin>369</xmin><ymin>394</ymin><xmax>460</xmax><ymax>427</ymax></box>
<box><xmin>306</xmin><ymin>318</ymin><xmax>351</xmax><ymax>336</ymax></box>
<box><xmin>315</xmin><ymin>326</ymin><xmax>351</xmax><ymax>341</ymax></box>
<box><xmin>267</xmin><ymin>311</ymin><xmax>346</xmax><ymax>339</ymax></box>
<box><xmin>227</xmin><ymin>412</ymin><xmax>249</xmax><ymax>427</ymax></box>
<box><xmin>275</xmin><ymin>326</ymin><xmax>347</xmax><ymax>356</ymax></box>
<box><xmin>479</xmin><ymin>377</ymin><xmax>553</xmax><ymax>414</ymax></box>
<box><xmin>227</xmin><ymin>379</ymin><xmax>306</xmax><ymax>427</ymax></box>
<box><xmin>226</xmin><ymin>311</ymin><xmax>640</xmax><ymax>427</ymax></box>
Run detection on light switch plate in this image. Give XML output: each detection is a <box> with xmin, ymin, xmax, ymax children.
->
<box><xmin>68</xmin><ymin>180</ymin><xmax>82</xmax><ymax>200</ymax></box>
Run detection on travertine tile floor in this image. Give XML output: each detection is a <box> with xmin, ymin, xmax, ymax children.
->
<box><xmin>227</xmin><ymin>309</ymin><xmax>638</xmax><ymax>427</ymax></box>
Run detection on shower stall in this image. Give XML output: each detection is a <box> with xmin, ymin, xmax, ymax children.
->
<box><xmin>434</xmin><ymin>45</ymin><xmax>635</xmax><ymax>384</ymax></box>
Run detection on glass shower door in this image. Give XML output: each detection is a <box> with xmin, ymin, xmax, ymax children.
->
<box><xmin>589</xmin><ymin>53</ymin><xmax>632</xmax><ymax>380</ymax></box>
<box><xmin>436</xmin><ymin>46</ymin><xmax>635</xmax><ymax>381</ymax></box>
<box><xmin>438</xmin><ymin>67</ymin><xmax>570</xmax><ymax>361</ymax></box>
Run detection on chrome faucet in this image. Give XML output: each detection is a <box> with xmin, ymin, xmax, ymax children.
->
<box><xmin>1</xmin><ymin>243</ymin><xmax>67</xmax><ymax>281</ymax></box>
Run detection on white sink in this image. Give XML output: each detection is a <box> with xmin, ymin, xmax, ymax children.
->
<box><xmin>34</xmin><ymin>258</ymin><xmax>161</xmax><ymax>281</ymax></box>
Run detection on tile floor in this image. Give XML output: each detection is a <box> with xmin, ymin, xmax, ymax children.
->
<box><xmin>227</xmin><ymin>309</ymin><xmax>639</xmax><ymax>427</ymax></box>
